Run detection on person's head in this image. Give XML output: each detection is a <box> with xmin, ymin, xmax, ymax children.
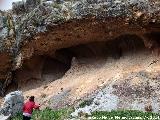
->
<box><xmin>29</xmin><ymin>96</ymin><xmax>35</xmax><ymax>102</ymax></box>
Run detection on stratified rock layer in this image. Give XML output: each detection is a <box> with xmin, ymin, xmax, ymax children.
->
<box><xmin>1</xmin><ymin>0</ymin><xmax>160</xmax><ymax>95</ymax></box>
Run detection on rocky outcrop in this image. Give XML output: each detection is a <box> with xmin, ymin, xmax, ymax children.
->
<box><xmin>71</xmin><ymin>70</ymin><xmax>160</xmax><ymax>117</ymax></box>
<box><xmin>0</xmin><ymin>91</ymin><xmax>24</xmax><ymax>119</ymax></box>
<box><xmin>0</xmin><ymin>11</ymin><xmax>16</xmax><ymax>96</ymax></box>
<box><xmin>1</xmin><ymin>0</ymin><xmax>160</xmax><ymax>95</ymax></box>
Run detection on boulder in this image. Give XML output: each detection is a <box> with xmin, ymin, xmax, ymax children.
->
<box><xmin>0</xmin><ymin>91</ymin><xmax>24</xmax><ymax>119</ymax></box>
<box><xmin>0</xmin><ymin>114</ymin><xmax>10</xmax><ymax>120</ymax></box>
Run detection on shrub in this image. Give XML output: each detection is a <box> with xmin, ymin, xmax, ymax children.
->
<box><xmin>12</xmin><ymin>107</ymin><xmax>73</xmax><ymax>120</ymax></box>
<box><xmin>79</xmin><ymin>99</ymin><xmax>93</xmax><ymax>108</ymax></box>
<box><xmin>91</xmin><ymin>110</ymin><xmax>160</xmax><ymax>120</ymax></box>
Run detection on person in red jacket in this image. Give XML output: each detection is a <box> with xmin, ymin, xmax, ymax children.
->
<box><xmin>23</xmin><ymin>96</ymin><xmax>40</xmax><ymax>120</ymax></box>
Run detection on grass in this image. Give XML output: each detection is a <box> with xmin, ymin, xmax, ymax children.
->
<box><xmin>90</xmin><ymin>110</ymin><xmax>160</xmax><ymax>120</ymax></box>
<box><xmin>12</xmin><ymin>109</ymin><xmax>160</xmax><ymax>120</ymax></box>
<box><xmin>11</xmin><ymin>107</ymin><xmax>73</xmax><ymax>120</ymax></box>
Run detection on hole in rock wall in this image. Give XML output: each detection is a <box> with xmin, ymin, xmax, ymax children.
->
<box><xmin>144</xmin><ymin>32</ymin><xmax>160</xmax><ymax>49</ymax></box>
<box><xmin>5</xmin><ymin>34</ymin><xmax>146</xmax><ymax>93</ymax></box>
<box><xmin>105</xmin><ymin>34</ymin><xmax>145</xmax><ymax>59</ymax></box>
<box><xmin>14</xmin><ymin>55</ymin><xmax>71</xmax><ymax>91</ymax></box>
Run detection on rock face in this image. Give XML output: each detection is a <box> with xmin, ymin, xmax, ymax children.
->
<box><xmin>0</xmin><ymin>11</ymin><xmax>15</xmax><ymax>96</ymax></box>
<box><xmin>71</xmin><ymin>70</ymin><xmax>160</xmax><ymax>117</ymax></box>
<box><xmin>0</xmin><ymin>91</ymin><xmax>24</xmax><ymax>119</ymax></box>
<box><xmin>0</xmin><ymin>0</ymin><xmax>160</xmax><ymax>95</ymax></box>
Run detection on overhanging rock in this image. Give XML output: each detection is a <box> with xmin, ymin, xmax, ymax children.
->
<box><xmin>1</xmin><ymin>0</ymin><xmax>160</xmax><ymax>95</ymax></box>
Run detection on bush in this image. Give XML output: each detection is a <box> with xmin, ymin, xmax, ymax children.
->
<box><xmin>12</xmin><ymin>109</ymin><xmax>160</xmax><ymax>120</ymax></box>
<box><xmin>79</xmin><ymin>99</ymin><xmax>93</xmax><ymax>108</ymax></box>
<box><xmin>12</xmin><ymin>108</ymin><xmax>73</xmax><ymax>120</ymax></box>
<box><xmin>11</xmin><ymin>113</ymin><xmax>23</xmax><ymax>120</ymax></box>
<box><xmin>90</xmin><ymin>110</ymin><xmax>160</xmax><ymax>120</ymax></box>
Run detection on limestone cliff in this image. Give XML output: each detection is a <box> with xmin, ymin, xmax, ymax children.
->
<box><xmin>1</xmin><ymin>0</ymin><xmax>160</xmax><ymax>96</ymax></box>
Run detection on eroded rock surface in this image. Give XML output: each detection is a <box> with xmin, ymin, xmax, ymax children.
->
<box><xmin>71</xmin><ymin>70</ymin><xmax>160</xmax><ymax>116</ymax></box>
<box><xmin>1</xmin><ymin>0</ymin><xmax>160</xmax><ymax>98</ymax></box>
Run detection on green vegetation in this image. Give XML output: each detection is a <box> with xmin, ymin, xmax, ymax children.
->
<box><xmin>90</xmin><ymin>110</ymin><xmax>160</xmax><ymax>120</ymax></box>
<box><xmin>79</xmin><ymin>99</ymin><xmax>93</xmax><ymax>108</ymax></box>
<box><xmin>12</xmin><ymin>109</ymin><xmax>160</xmax><ymax>120</ymax></box>
<box><xmin>11</xmin><ymin>107</ymin><xmax>73</xmax><ymax>120</ymax></box>
<box><xmin>52</xmin><ymin>3</ymin><xmax>61</xmax><ymax>9</ymax></box>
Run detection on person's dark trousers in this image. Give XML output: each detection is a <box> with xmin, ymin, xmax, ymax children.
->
<box><xmin>23</xmin><ymin>115</ymin><xmax>31</xmax><ymax>120</ymax></box>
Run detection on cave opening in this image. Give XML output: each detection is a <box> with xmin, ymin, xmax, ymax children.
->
<box><xmin>56</xmin><ymin>34</ymin><xmax>145</xmax><ymax>63</ymax></box>
<box><xmin>12</xmin><ymin>55</ymin><xmax>71</xmax><ymax>92</ymax></box>
<box><xmin>5</xmin><ymin>34</ymin><xmax>147</xmax><ymax>93</ymax></box>
<box><xmin>105</xmin><ymin>34</ymin><xmax>146</xmax><ymax>59</ymax></box>
<box><xmin>144</xmin><ymin>32</ymin><xmax>160</xmax><ymax>48</ymax></box>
